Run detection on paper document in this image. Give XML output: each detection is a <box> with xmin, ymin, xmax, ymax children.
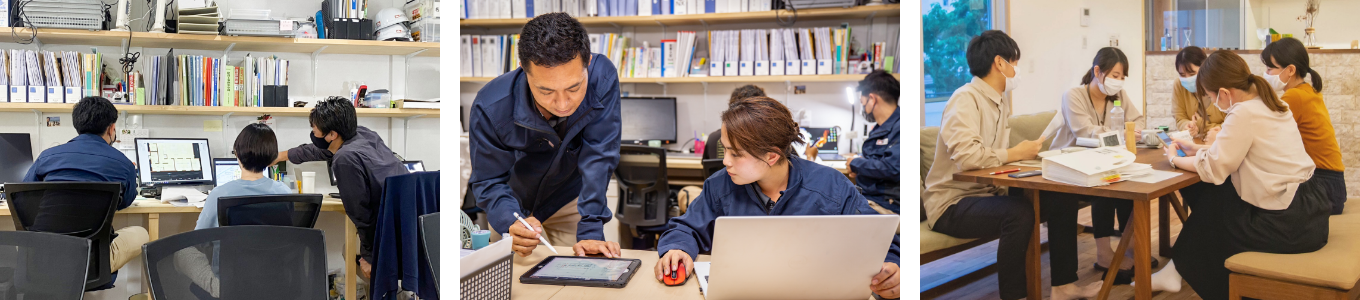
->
<box><xmin>160</xmin><ymin>188</ymin><xmax>209</xmax><ymax>204</ymax></box>
<box><xmin>695</xmin><ymin>261</ymin><xmax>711</xmax><ymax>298</ymax></box>
<box><xmin>460</xmin><ymin>249</ymin><xmax>477</xmax><ymax>258</ymax></box>
<box><xmin>1007</xmin><ymin>160</ymin><xmax>1041</xmax><ymax>168</ymax></box>
<box><xmin>1124</xmin><ymin>170</ymin><xmax>1182</xmax><ymax>184</ymax></box>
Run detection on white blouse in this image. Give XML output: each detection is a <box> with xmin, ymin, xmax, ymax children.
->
<box><xmin>1194</xmin><ymin>98</ymin><xmax>1315</xmax><ymax>210</ymax></box>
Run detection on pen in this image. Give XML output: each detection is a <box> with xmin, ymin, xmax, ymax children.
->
<box><xmin>514</xmin><ymin>212</ymin><xmax>558</xmax><ymax>254</ymax></box>
<box><xmin>990</xmin><ymin>168</ymin><xmax>1022</xmax><ymax>175</ymax></box>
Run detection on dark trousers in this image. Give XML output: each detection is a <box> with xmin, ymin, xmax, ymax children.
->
<box><xmin>1090</xmin><ymin>196</ymin><xmax>1132</xmax><ymax>239</ymax></box>
<box><xmin>932</xmin><ymin>189</ymin><xmax>1081</xmax><ymax>300</ymax></box>
<box><xmin>1315</xmin><ymin>169</ymin><xmax>1346</xmax><ymax>215</ymax></box>
<box><xmin>1173</xmin><ymin>178</ymin><xmax>1330</xmax><ymax>300</ymax></box>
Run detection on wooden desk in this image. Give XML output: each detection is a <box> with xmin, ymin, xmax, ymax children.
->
<box><xmin>659</xmin><ymin>156</ymin><xmax>851</xmax><ymax>186</ymax></box>
<box><xmin>953</xmin><ymin>149</ymin><xmax>1200</xmax><ymax>300</ymax></box>
<box><xmin>0</xmin><ymin>197</ymin><xmax>361</xmax><ymax>300</ymax></box>
<box><xmin>509</xmin><ymin>246</ymin><xmax>878</xmax><ymax>300</ymax></box>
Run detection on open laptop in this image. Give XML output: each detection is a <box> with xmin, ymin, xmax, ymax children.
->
<box><xmin>403</xmin><ymin>160</ymin><xmax>425</xmax><ymax>172</ymax></box>
<box><xmin>701</xmin><ymin>215</ymin><xmax>899</xmax><ymax>300</ymax></box>
<box><xmin>212</xmin><ymin>158</ymin><xmax>242</xmax><ymax>187</ymax></box>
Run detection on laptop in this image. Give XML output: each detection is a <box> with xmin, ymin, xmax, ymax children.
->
<box><xmin>700</xmin><ymin>215</ymin><xmax>899</xmax><ymax>300</ymax></box>
<box><xmin>403</xmin><ymin>160</ymin><xmax>425</xmax><ymax>172</ymax></box>
<box><xmin>213</xmin><ymin>158</ymin><xmax>242</xmax><ymax>187</ymax></box>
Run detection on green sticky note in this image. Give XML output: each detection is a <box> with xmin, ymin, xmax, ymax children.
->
<box><xmin>884</xmin><ymin>56</ymin><xmax>895</xmax><ymax>73</ymax></box>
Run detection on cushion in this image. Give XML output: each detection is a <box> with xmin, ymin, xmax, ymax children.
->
<box><xmin>1225</xmin><ymin>214</ymin><xmax>1360</xmax><ymax>290</ymax></box>
<box><xmin>921</xmin><ymin>221</ymin><xmax>978</xmax><ymax>254</ymax></box>
<box><xmin>1345</xmin><ymin>198</ymin><xmax>1360</xmax><ymax>215</ymax></box>
<box><xmin>1007</xmin><ymin>110</ymin><xmax>1057</xmax><ymax>151</ymax></box>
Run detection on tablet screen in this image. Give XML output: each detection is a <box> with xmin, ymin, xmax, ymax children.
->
<box><xmin>528</xmin><ymin>257</ymin><xmax>634</xmax><ymax>281</ymax></box>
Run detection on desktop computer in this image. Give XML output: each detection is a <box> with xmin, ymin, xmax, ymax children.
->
<box><xmin>135</xmin><ymin>138</ymin><xmax>215</xmax><ymax>198</ymax></box>
<box><xmin>803</xmin><ymin>127</ymin><xmax>846</xmax><ymax>161</ymax></box>
<box><xmin>0</xmin><ymin>133</ymin><xmax>34</xmax><ymax>184</ymax></box>
<box><xmin>621</xmin><ymin>97</ymin><xmax>677</xmax><ymax>145</ymax></box>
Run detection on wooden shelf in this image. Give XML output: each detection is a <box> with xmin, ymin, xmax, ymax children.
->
<box><xmin>459</xmin><ymin>4</ymin><xmax>899</xmax><ymax>28</ymax></box>
<box><xmin>0</xmin><ymin>28</ymin><xmax>439</xmax><ymax>57</ymax></box>
<box><xmin>0</xmin><ymin>103</ymin><xmax>440</xmax><ymax>118</ymax></box>
<box><xmin>460</xmin><ymin>74</ymin><xmax>897</xmax><ymax>84</ymax></box>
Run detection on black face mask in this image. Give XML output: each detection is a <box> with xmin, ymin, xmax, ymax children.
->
<box><xmin>311</xmin><ymin>131</ymin><xmax>332</xmax><ymax>150</ymax></box>
<box><xmin>861</xmin><ymin>98</ymin><xmax>877</xmax><ymax>124</ymax></box>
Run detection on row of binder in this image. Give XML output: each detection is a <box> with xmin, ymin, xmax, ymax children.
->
<box><xmin>709</xmin><ymin>26</ymin><xmax>852</xmax><ymax>77</ymax></box>
<box><xmin>461</xmin><ymin>35</ymin><xmax>515</xmax><ymax>78</ymax></box>
<box><xmin>0</xmin><ymin>49</ymin><xmax>100</xmax><ymax>103</ymax></box>
<box><xmin>594</xmin><ymin>31</ymin><xmax>698</xmax><ymax>78</ymax></box>
<box><xmin>462</xmin><ymin>0</ymin><xmax>778</xmax><ymax>19</ymax></box>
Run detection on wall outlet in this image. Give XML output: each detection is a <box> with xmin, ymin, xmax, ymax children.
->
<box><xmin>1080</xmin><ymin>8</ymin><xmax>1090</xmax><ymax>27</ymax></box>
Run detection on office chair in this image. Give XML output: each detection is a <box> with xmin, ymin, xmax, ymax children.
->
<box><xmin>217</xmin><ymin>194</ymin><xmax>324</xmax><ymax>228</ymax></box>
<box><xmin>614</xmin><ymin>145</ymin><xmax>671</xmax><ymax>249</ymax></box>
<box><xmin>0</xmin><ymin>231</ymin><xmax>91</xmax><ymax>300</ymax></box>
<box><xmin>142</xmin><ymin>226</ymin><xmax>328</xmax><ymax>300</ymax></box>
<box><xmin>419</xmin><ymin>212</ymin><xmax>440</xmax><ymax>285</ymax></box>
<box><xmin>700</xmin><ymin>158</ymin><xmax>725</xmax><ymax>180</ymax></box>
<box><xmin>3</xmin><ymin>182</ymin><xmax>121</xmax><ymax>291</ymax></box>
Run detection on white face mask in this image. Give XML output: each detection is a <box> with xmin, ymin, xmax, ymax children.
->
<box><xmin>1212</xmin><ymin>91</ymin><xmax>1236</xmax><ymax>113</ymax></box>
<box><xmin>1003</xmin><ymin>61</ymin><xmax>1021</xmax><ymax>93</ymax></box>
<box><xmin>1098</xmin><ymin>74</ymin><xmax>1124</xmax><ymax>96</ymax></box>
<box><xmin>1263</xmin><ymin>70</ymin><xmax>1287</xmax><ymax>93</ymax></box>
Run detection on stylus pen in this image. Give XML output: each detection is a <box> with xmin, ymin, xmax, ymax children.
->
<box><xmin>514</xmin><ymin>212</ymin><xmax>559</xmax><ymax>254</ymax></box>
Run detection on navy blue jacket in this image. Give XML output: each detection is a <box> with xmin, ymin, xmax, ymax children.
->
<box><xmin>470</xmin><ymin>53</ymin><xmax>621</xmax><ymax>242</ymax></box>
<box><xmin>851</xmin><ymin>108</ymin><xmax>901</xmax><ymax>213</ymax></box>
<box><xmin>657</xmin><ymin>157</ymin><xmax>900</xmax><ymax>265</ymax></box>
<box><xmin>24</xmin><ymin>133</ymin><xmax>138</xmax><ymax>209</ymax></box>
<box><xmin>372</xmin><ymin>172</ymin><xmax>439</xmax><ymax>300</ymax></box>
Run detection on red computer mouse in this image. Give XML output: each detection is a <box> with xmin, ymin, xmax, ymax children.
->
<box><xmin>663</xmin><ymin>263</ymin><xmax>689</xmax><ymax>286</ymax></box>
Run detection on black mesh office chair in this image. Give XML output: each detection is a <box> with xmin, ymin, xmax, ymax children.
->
<box><xmin>615</xmin><ymin>145</ymin><xmax>671</xmax><ymax>249</ymax></box>
<box><xmin>419</xmin><ymin>212</ymin><xmax>440</xmax><ymax>284</ymax></box>
<box><xmin>143</xmin><ymin>226</ymin><xmax>328</xmax><ymax>300</ymax></box>
<box><xmin>0</xmin><ymin>231</ymin><xmax>91</xmax><ymax>300</ymax></box>
<box><xmin>700</xmin><ymin>159</ymin><xmax>725</xmax><ymax>180</ymax></box>
<box><xmin>3</xmin><ymin>182</ymin><xmax>121</xmax><ymax>291</ymax></box>
<box><xmin>217</xmin><ymin>194</ymin><xmax>324</xmax><ymax>228</ymax></box>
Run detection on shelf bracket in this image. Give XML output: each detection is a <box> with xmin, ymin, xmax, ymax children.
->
<box><xmin>312</xmin><ymin>46</ymin><xmax>329</xmax><ymax>97</ymax></box>
<box><xmin>120</xmin><ymin>38</ymin><xmax>129</xmax><ymax>54</ymax></box>
<box><xmin>401</xmin><ymin>114</ymin><xmax>426</xmax><ymax>155</ymax></box>
<box><xmin>657</xmin><ymin>82</ymin><xmax>667</xmax><ymax>96</ymax></box>
<box><xmin>32</xmin><ymin>109</ymin><xmax>42</xmax><ymax>146</ymax></box>
<box><xmin>223</xmin><ymin>43</ymin><xmax>236</xmax><ymax>60</ymax></box>
<box><xmin>403</xmin><ymin>49</ymin><xmax>428</xmax><ymax>99</ymax></box>
<box><xmin>865</xmin><ymin>11</ymin><xmax>877</xmax><ymax>23</ymax></box>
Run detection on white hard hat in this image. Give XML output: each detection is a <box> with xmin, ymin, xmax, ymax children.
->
<box><xmin>376</xmin><ymin>23</ymin><xmax>411</xmax><ymax>41</ymax></box>
<box><xmin>374</xmin><ymin>8</ymin><xmax>410</xmax><ymax>30</ymax></box>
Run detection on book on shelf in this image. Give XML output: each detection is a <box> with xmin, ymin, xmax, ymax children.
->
<box><xmin>463</xmin><ymin>0</ymin><xmax>789</xmax><ymax>19</ymax></box>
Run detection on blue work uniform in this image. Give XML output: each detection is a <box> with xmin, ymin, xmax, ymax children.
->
<box><xmin>851</xmin><ymin>108</ymin><xmax>901</xmax><ymax>213</ymax></box>
<box><xmin>23</xmin><ymin>133</ymin><xmax>139</xmax><ymax>212</ymax></box>
<box><xmin>657</xmin><ymin>157</ymin><xmax>901</xmax><ymax>265</ymax></box>
<box><xmin>470</xmin><ymin>53</ymin><xmax>622</xmax><ymax>242</ymax></box>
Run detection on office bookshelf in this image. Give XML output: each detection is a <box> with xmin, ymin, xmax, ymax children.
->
<box><xmin>0</xmin><ymin>27</ymin><xmax>439</xmax><ymax>57</ymax></box>
<box><xmin>459</xmin><ymin>73</ymin><xmax>898</xmax><ymax>83</ymax></box>
<box><xmin>458</xmin><ymin>4</ymin><xmax>900</xmax><ymax>28</ymax></box>
<box><xmin>0</xmin><ymin>103</ymin><xmax>440</xmax><ymax>118</ymax></box>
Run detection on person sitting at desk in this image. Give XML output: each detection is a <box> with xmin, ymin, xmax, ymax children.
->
<box><xmin>1171</xmin><ymin>46</ymin><xmax>1225</xmax><ymax>141</ymax></box>
<box><xmin>274</xmin><ymin>97</ymin><xmax>409</xmax><ymax>279</ymax></box>
<box><xmin>1260</xmin><ymin>37</ymin><xmax>1345</xmax><ymax>215</ymax></box>
<box><xmin>22</xmin><ymin>96</ymin><xmax>149</xmax><ymax>286</ymax></box>
<box><xmin>847</xmin><ymin>70</ymin><xmax>901</xmax><ymax>215</ymax></box>
<box><xmin>654</xmin><ymin>96</ymin><xmax>901</xmax><ymax>299</ymax></box>
<box><xmin>703</xmin><ymin>84</ymin><xmax>767</xmax><ymax>160</ymax></box>
<box><xmin>174</xmin><ymin>123</ymin><xmax>294</xmax><ymax>298</ymax></box>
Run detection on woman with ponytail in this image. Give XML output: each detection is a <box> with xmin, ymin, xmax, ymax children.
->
<box><xmin>1262</xmin><ymin>37</ymin><xmax>1345</xmax><ymax>215</ymax></box>
<box><xmin>1145</xmin><ymin>50</ymin><xmax>1330</xmax><ymax>299</ymax></box>
<box><xmin>1050</xmin><ymin>46</ymin><xmax>1150</xmax><ymax>284</ymax></box>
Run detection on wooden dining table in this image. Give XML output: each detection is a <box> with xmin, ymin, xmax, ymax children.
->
<box><xmin>953</xmin><ymin>148</ymin><xmax>1201</xmax><ymax>300</ymax></box>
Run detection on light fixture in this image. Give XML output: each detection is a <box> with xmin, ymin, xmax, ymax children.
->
<box><xmin>845</xmin><ymin>86</ymin><xmax>856</xmax><ymax>104</ymax></box>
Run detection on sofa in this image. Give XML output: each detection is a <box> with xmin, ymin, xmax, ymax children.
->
<box><xmin>920</xmin><ymin>110</ymin><xmax>1057</xmax><ymax>260</ymax></box>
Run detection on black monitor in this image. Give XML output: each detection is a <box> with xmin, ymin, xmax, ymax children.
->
<box><xmin>620</xmin><ymin>96</ymin><xmax>677</xmax><ymax>144</ymax></box>
<box><xmin>134</xmin><ymin>138</ymin><xmax>214</xmax><ymax>186</ymax></box>
<box><xmin>803</xmin><ymin>127</ymin><xmax>840</xmax><ymax>152</ymax></box>
<box><xmin>0</xmin><ymin>133</ymin><xmax>34</xmax><ymax>184</ymax></box>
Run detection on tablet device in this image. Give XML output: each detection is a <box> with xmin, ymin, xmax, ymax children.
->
<box><xmin>520</xmin><ymin>256</ymin><xmax>642</xmax><ymax>288</ymax></box>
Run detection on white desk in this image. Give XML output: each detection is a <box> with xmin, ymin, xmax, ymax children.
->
<box><xmin>0</xmin><ymin>196</ymin><xmax>362</xmax><ymax>300</ymax></box>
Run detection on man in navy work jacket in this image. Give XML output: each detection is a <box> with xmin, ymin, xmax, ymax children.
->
<box><xmin>655</xmin><ymin>96</ymin><xmax>900</xmax><ymax>299</ymax></box>
<box><xmin>849</xmin><ymin>70</ymin><xmax>901</xmax><ymax>214</ymax></box>
<box><xmin>23</xmin><ymin>96</ymin><xmax>149</xmax><ymax>285</ymax></box>
<box><xmin>470</xmin><ymin>12</ymin><xmax>623</xmax><ymax>258</ymax></box>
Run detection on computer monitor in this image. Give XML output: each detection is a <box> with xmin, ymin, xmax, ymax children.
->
<box><xmin>802</xmin><ymin>127</ymin><xmax>845</xmax><ymax>161</ymax></box>
<box><xmin>620</xmin><ymin>96</ymin><xmax>677</xmax><ymax>144</ymax></box>
<box><xmin>0</xmin><ymin>133</ymin><xmax>34</xmax><ymax>184</ymax></box>
<box><xmin>213</xmin><ymin>158</ymin><xmax>242</xmax><ymax>186</ymax></box>
<box><xmin>135</xmin><ymin>138</ymin><xmax>214</xmax><ymax>185</ymax></box>
<box><xmin>403</xmin><ymin>160</ymin><xmax>425</xmax><ymax>172</ymax></box>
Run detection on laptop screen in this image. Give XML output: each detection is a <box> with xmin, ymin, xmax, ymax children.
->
<box><xmin>213</xmin><ymin>159</ymin><xmax>241</xmax><ymax>186</ymax></box>
<box><xmin>403</xmin><ymin>160</ymin><xmax>424</xmax><ymax>172</ymax></box>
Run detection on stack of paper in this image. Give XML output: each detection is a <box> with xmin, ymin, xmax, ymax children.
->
<box><xmin>178</xmin><ymin>6</ymin><xmax>222</xmax><ymax>35</ymax></box>
<box><xmin>1041</xmin><ymin>147</ymin><xmax>1137</xmax><ymax>187</ymax></box>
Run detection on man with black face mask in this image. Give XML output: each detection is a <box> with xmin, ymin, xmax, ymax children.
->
<box><xmin>23</xmin><ymin>96</ymin><xmax>149</xmax><ymax>286</ymax></box>
<box><xmin>275</xmin><ymin>96</ymin><xmax>408</xmax><ymax>279</ymax></box>
<box><xmin>850</xmin><ymin>70</ymin><xmax>901</xmax><ymax>215</ymax></box>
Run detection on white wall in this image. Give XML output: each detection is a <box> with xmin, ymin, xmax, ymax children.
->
<box><xmin>0</xmin><ymin>0</ymin><xmax>440</xmax><ymax>298</ymax></box>
<box><xmin>460</xmin><ymin>17</ymin><xmax>900</xmax><ymax>153</ymax></box>
<box><xmin>1250</xmin><ymin>0</ymin><xmax>1359</xmax><ymax>49</ymax></box>
<box><xmin>1009</xmin><ymin>0</ymin><xmax>1147</xmax><ymax>116</ymax></box>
